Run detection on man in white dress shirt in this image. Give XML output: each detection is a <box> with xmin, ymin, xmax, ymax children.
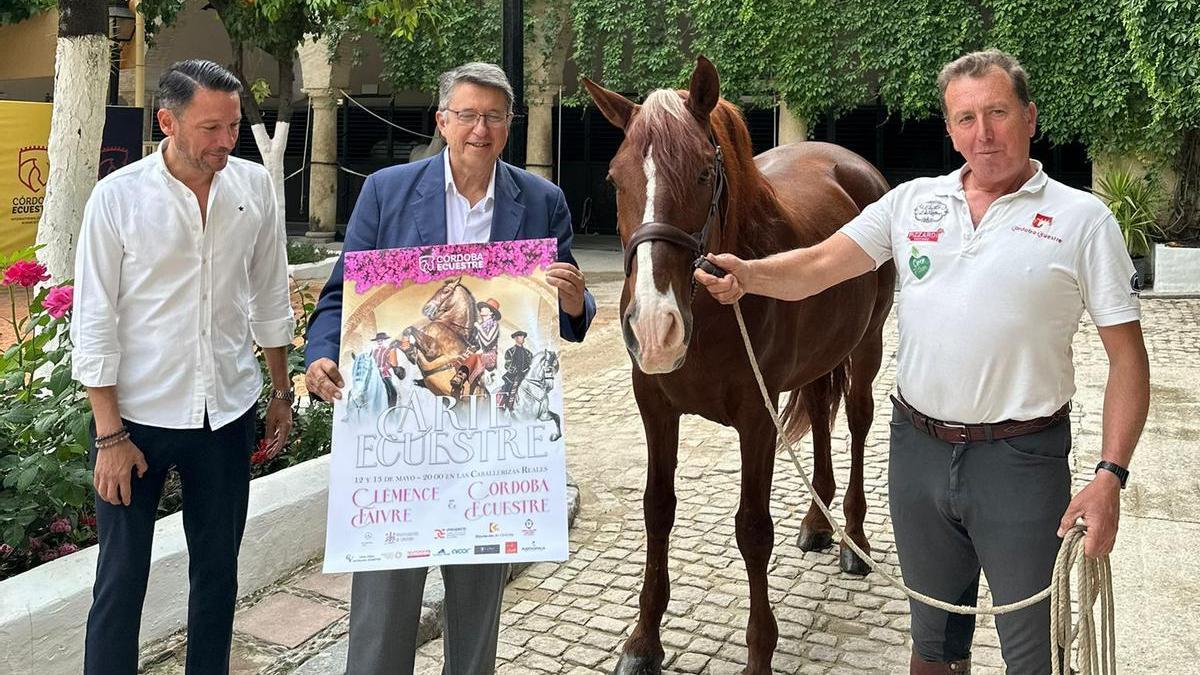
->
<box><xmin>71</xmin><ymin>59</ymin><xmax>295</xmax><ymax>675</ymax></box>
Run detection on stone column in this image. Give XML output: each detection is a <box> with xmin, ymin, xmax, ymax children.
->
<box><xmin>777</xmin><ymin>100</ymin><xmax>808</xmax><ymax>146</ymax></box>
<box><xmin>524</xmin><ymin>0</ymin><xmax>571</xmax><ymax>181</ymax></box>
<box><xmin>298</xmin><ymin>37</ymin><xmax>351</xmax><ymax>242</ymax></box>
<box><xmin>526</xmin><ymin>91</ymin><xmax>555</xmax><ymax>181</ymax></box>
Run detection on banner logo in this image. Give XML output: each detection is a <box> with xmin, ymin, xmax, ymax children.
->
<box><xmin>17</xmin><ymin>146</ymin><xmax>48</xmax><ymax>194</ymax></box>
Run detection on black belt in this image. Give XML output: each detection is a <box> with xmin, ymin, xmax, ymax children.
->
<box><xmin>891</xmin><ymin>395</ymin><xmax>1070</xmax><ymax>444</ymax></box>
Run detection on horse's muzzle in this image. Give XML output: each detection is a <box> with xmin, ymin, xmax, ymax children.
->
<box><xmin>623</xmin><ymin>303</ymin><xmax>690</xmax><ymax>374</ymax></box>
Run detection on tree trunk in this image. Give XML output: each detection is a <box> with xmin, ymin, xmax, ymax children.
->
<box><xmin>35</xmin><ymin>0</ymin><xmax>109</xmax><ymax>281</ymax></box>
<box><xmin>231</xmin><ymin>44</ymin><xmax>293</xmax><ymax>236</ymax></box>
<box><xmin>251</xmin><ymin>121</ymin><xmax>289</xmax><ymax>235</ymax></box>
<box><xmin>1170</xmin><ymin>128</ymin><xmax>1200</xmax><ymax>243</ymax></box>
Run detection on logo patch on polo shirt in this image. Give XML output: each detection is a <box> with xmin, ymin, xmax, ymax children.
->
<box><xmin>907</xmin><ymin>227</ymin><xmax>944</xmax><ymax>242</ymax></box>
<box><xmin>913</xmin><ymin>200</ymin><xmax>948</xmax><ymax>223</ymax></box>
<box><xmin>1130</xmin><ymin>272</ymin><xmax>1142</xmax><ymax>295</ymax></box>
<box><xmin>908</xmin><ymin>246</ymin><xmax>931</xmax><ymax>279</ymax></box>
<box><xmin>1012</xmin><ymin>214</ymin><xmax>1064</xmax><ymax>244</ymax></box>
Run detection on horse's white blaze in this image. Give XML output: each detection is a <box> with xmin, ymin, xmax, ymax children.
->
<box><xmin>630</xmin><ymin>146</ymin><xmax>684</xmax><ymax>370</ymax></box>
<box><xmin>642</xmin><ymin>144</ymin><xmax>658</xmax><ymax>224</ymax></box>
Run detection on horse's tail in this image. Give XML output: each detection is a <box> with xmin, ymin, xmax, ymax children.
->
<box><xmin>778</xmin><ymin>360</ymin><xmax>850</xmax><ymax>443</ymax></box>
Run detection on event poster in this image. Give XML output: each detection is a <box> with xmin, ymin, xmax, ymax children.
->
<box><xmin>323</xmin><ymin>239</ymin><xmax>569</xmax><ymax>572</ymax></box>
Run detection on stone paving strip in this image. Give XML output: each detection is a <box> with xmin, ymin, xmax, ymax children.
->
<box><xmin>139</xmin><ymin>487</ymin><xmax>579</xmax><ymax>674</ymax></box>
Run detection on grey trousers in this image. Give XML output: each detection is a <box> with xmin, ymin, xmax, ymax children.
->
<box><xmin>889</xmin><ymin>404</ymin><xmax>1071</xmax><ymax>675</ymax></box>
<box><xmin>345</xmin><ymin>563</ymin><xmax>509</xmax><ymax>675</ymax></box>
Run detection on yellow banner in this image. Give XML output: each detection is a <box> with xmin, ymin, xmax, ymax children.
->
<box><xmin>0</xmin><ymin>101</ymin><xmax>52</xmax><ymax>255</ymax></box>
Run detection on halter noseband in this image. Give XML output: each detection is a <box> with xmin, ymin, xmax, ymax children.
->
<box><xmin>622</xmin><ymin>138</ymin><xmax>729</xmax><ymax>287</ymax></box>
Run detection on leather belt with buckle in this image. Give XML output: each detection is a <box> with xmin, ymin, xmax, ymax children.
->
<box><xmin>890</xmin><ymin>394</ymin><xmax>1070</xmax><ymax>444</ymax></box>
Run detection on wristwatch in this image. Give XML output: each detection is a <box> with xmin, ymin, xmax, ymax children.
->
<box><xmin>1095</xmin><ymin>460</ymin><xmax>1129</xmax><ymax>489</ymax></box>
<box><xmin>271</xmin><ymin>388</ymin><xmax>296</xmax><ymax>404</ymax></box>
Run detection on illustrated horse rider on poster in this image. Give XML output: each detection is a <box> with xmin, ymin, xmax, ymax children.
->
<box><xmin>369</xmin><ymin>331</ymin><xmax>404</xmax><ymax>406</ymax></box>
<box><xmin>499</xmin><ymin>330</ymin><xmax>533</xmax><ymax>410</ymax></box>
<box><xmin>465</xmin><ymin>297</ymin><xmax>501</xmax><ymax>390</ymax></box>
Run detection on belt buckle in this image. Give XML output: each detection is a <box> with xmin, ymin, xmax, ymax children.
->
<box><xmin>942</xmin><ymin>422</ymin><xmax>969</xmax><ymax>443</ymax></box>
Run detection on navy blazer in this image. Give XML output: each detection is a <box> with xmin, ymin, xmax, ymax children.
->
<box><xmin>305</xmin><ymin>152</ymin><xmax>597</xmax><ymax>367</ymax></box>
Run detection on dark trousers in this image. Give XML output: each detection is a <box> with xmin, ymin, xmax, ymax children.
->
<box><xmin>889</xmin><ymin>404</ymin><xmax>1072</xmax><ymax>675</ymax></box>
<box><xmin>345</xmin><ymin>563</ymin><xmax>510</xmax><ymax>675</ymax></box>
<box><xmin>84</xmin><ymin>407</ymin><xmax>256</xmax><ymax>675</ymax></box>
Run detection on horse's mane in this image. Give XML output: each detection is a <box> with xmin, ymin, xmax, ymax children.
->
<box><xmin>627</xmin><ymin>89</ymin><xmax>789</xmax><ymax>259</ymax></box>
<box><xmin>529</xmin><ymin>349</ymin><xmax>557</xmax><ymax>373</ymax></box>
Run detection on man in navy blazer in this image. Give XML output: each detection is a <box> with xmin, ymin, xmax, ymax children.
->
<box><xmin>304</xmin><ymin>63</ymin><xmax>595</xmax><ymax>675</ymax></box>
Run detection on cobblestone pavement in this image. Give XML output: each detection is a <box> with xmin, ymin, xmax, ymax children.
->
<box><xmin>407</xmin><ymin>276</ymin><xmax>944</xmax><ymax>674</ymax></box>
<box><xmin>403</xmin><ymin>285</ymin><xmax>1200</xmax><ymax>674</ymax></box>
<box><xmin>140</xmin><ymin>255</ymin><xmax>1200</xmax><ymax>674</ymax></box>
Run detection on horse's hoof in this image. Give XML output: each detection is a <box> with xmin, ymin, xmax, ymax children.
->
<box><xmin>839</xmin><ymin>545</ymin><xmax>872</xmax><ymax>576</ymax></box>
<box><xmin>550</xmin><ymin>433</ymin><xmax>562</xmax><ymax>442</ymax></box>
<box><xmin>613</xmin><ymin>652</ymin><xmax>663</xmax><ymax>675</ymax></box>
<box><xmin>797</xmin><ymin>526</ymin><xmax>834</xmax><ymax>552</ymax></box>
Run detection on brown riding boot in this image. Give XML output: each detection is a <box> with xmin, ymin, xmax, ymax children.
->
<box><xmin>910</xmin><ymin>654</ymin><xmax>971</xmax><ymax>674</ymax></box>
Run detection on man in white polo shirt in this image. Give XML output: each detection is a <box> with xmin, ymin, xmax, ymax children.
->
<box><xmin>695</xmin><ymin>50</ymin><xmax>1149</xmax><ymax>674</ymax></box>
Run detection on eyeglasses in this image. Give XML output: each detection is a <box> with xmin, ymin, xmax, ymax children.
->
<box><xmin>444</xmin><ymin>109</ymin><xmax>513</xmax><ymax>127</ymax></box>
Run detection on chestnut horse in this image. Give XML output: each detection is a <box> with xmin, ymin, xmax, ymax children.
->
<box><xmin>400</xmin><ymin>277</ymin><xmax>487</xmax><ymax>398</ymax></box>
<box><xmin>583</xmin><ymin>57</ymin><xmax>896</xmax><ymax>674</ymax></box>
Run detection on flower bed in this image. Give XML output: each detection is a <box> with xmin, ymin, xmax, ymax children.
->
<box><xmin>0</xmin><ymin>249</ymin><xmax>331</xmax><ymax>581</ymax></box>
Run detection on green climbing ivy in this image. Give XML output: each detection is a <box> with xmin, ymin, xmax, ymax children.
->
<box><xmin>0</xmin><ymin>0</ymin><xmax>53</xmax><ymax>26</ymax></box>
<box><xmin>365</xmin><ymin>0</ymin><xmax>1200</xmax><ymax>236</ymax></box>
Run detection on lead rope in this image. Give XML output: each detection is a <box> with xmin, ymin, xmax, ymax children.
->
<box><xmin>728</xmin><ymin>300</ymin><xmax>1116</xmax><ymax>673</ymax></box>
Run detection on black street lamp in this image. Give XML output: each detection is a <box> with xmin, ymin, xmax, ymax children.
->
<box><xmin>107</xmin><ymin>0</ymin><xmax>136</xmax><ymax>106</ymax></box>
<box><xmin>501</xmin><ymin>0</ymin><xmax>525</xmax><ymax>168</ymax></box>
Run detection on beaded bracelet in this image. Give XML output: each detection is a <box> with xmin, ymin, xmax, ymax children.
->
<box><xmin>95</xmin><ymin>430</ymin><xmax>131</xmax><ymax>450</ymax></box>
<box><xmin>95</xmin><ymin>427</ymin><xmax>129</xmax><ymax>443</ymax></box>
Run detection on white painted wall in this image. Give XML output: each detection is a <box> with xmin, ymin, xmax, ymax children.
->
<box><xmin>0</xmin><ymin>455</ymin><xmax>331</xmax><ymax>674</ymax></box>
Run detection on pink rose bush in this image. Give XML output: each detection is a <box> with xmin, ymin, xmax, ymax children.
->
<box><xmin>2</xmin><ymin>259</ymin><xmax>50</xmax><ymax>288</ymax></box>
<box><xmin>43</xmin><ymin>285</ymin><xmax>73</xmax><ymax>319</ymax></box>
<box><xmin>0</xmin><ymin>251</ymin><xmax>330</xmax><ymax>581</ymax></box>
<box><xmin>0</xmin><ymin>251</ymin><xmax>95</xmax><ymax>580</ymax></box>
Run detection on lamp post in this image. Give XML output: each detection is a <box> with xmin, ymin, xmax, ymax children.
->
<box><xmin>107</xmin><ymin>0</ymin><xmax>136</xmax><ymax>106</ymax></box>
<box><xmin>501</xmin><ymin>0</ymin><xmax>525</xmax><ymax>168</ymax></box>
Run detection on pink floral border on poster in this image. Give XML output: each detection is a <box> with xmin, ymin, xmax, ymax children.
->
<box><xmin>344</xmin><ymin>238</ymin><xmax>557</xmax><ymax>291</ymax></box>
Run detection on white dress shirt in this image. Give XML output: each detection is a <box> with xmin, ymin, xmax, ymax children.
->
<box><xmin>71</xmin><ymin>140</ymin><xmax>294</xmax><ymax>430</ymax></box>
<box><xmin>443</xmin><ymin>150</ymin><xmax>496</xmax><ymax>244</ymax></box>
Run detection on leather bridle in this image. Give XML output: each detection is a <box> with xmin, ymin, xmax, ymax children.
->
<box><xmin>621</xmin><ymin>137</ymin><xmax>729</xmax><ymax>291</ymax></box>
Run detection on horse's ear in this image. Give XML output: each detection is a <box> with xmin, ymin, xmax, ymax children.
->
<box><xmin>686</xmin><ymin>55</ymin><xmax>720</xmax><ymax>124</ymax></box>
<box><xmin>350</xmin><ymin>351</ymin><xmax>356</xmax><ymax>360</ymax></box>
<box><xmin>582</xmin><ymin>77</ymin><xmax>639</xmax><ymax>131</ymax></box>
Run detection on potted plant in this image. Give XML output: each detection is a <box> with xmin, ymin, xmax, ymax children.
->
<box><xmin>1092</xmin><ymin>169</ymin><xmax>1163</xmax><ymax>287</ymax></box>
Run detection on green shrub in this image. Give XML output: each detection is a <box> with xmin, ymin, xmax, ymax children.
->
<box><xmin>286</xmin><ymin>241</ymin><xmax>333</xmax><ymax>265</ymax></box>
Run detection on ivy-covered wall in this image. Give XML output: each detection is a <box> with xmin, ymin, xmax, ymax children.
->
<box><xmin>376</xmin><ymin>0</ymin><xmax>1199</xmax><ymax>238</ymax></box>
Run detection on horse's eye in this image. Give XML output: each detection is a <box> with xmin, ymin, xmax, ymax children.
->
<box><xmin>605</xmin><ymin>174</ymin><xmax>619</xmax><ymax>192</ymax></box>
<box><xmin>699</xmin><ymin>168</ymin><xmax>713</xmax><ymax>184</ymax></box>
